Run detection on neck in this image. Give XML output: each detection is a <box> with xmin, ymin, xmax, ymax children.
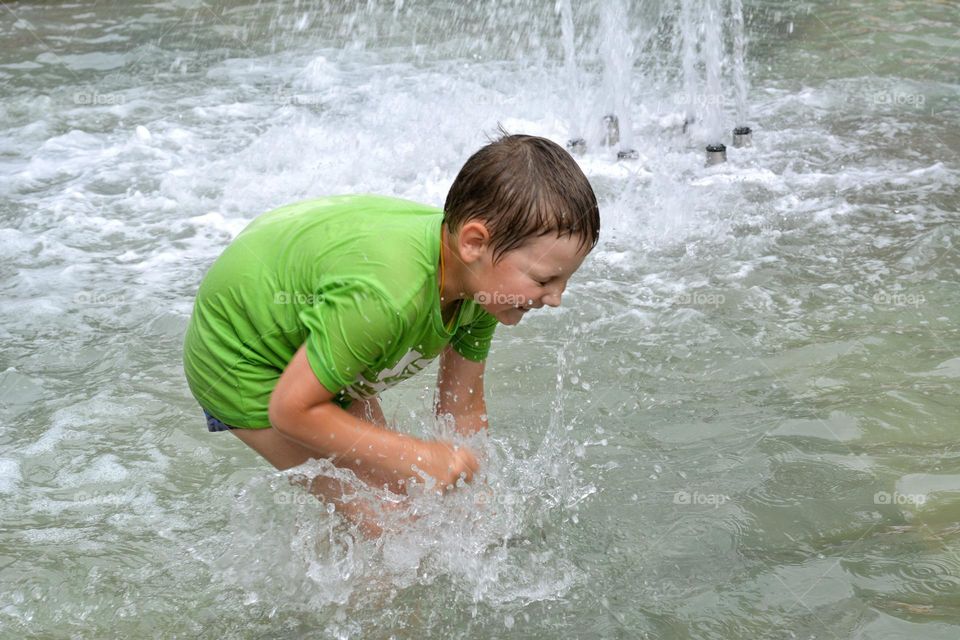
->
<box><xmin>439</xmin><ymin>224</ymin><xmax>466</xmax><ymax>308</ymax></box>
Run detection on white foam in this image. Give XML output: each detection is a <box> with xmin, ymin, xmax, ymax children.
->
<box><xmin>57</xmin><ymin>453</ymin><xmax>130</xmax><ymax>487</ymax></box>
<box><xmin>22</xmin><ymin>421</ymin><xmax>69</xmax><ymax>456</ymax></box>
<box><xmin>296</xmin><ymin>55</ymin><xmax>342</xmax><ymax>91</ymax></box>
<box><xmin>187</xmin><ymin>211</ymin><xmax>250</xmax><ymax>239</ymax></box>
<box><xmin>690</xmin><ymin>166</ymin><xmax>781</xmax><ymax>187</ymax></box>
<box><xmin>0</xmin><ymin>458</ymin><xmax>22</xmax><ymax>494</ymax></box>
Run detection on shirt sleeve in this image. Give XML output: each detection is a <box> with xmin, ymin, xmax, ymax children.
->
<box><xmin>298</xmin><ymin>280</ymin><xmax>404</xmax><ymax>394</ymax></box>
<box><xmin>450</xmin><ymin>307</ymin><xmax>499</xmax><ymax>362</ymax></box>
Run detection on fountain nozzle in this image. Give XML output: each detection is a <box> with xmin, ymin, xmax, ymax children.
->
<box><xmin>705</xmin><ymin>143</ymin><xmax>727</xmax><ymax>166</ymax></box>
<box><xmin>567</xmin><ymin>138</ymin><xmax>586</xmax><ymax>156</ymax></box>
<box><xmin>602</xmin><ymin>114</ymin><xmax>620</xmax><ymax>147</ymax></box>
<box><xmin>733</xmin><ymin>126</ymin><xmax>752</xmax><ymax>148</ymax></box>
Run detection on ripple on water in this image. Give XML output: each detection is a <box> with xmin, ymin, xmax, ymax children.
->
<box><xmin>846</xmin><ymin>542</ymin><xmax>960</xmax><ymax>616</ymax></box>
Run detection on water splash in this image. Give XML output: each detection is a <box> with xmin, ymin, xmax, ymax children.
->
<box><xmin>678</xmin><ymin>0</ymin><xmax>700</xmax><ymax>126</ymax></box>
<box><xmin>730</xmin><ymin>0</ymin><xmax>749</xmax><ymax>124</ymax></box>
<box><xmin>557</xmin><ymin>0</ymin><xmax>581</xmax><ymax>141</ymax></box>
<box><xmin>598</xmin><ymin>0</ymin><xmax>635</xmax><ymax>152</ymax></box>
<box><xmin>672</xmin><ymin>0</ymin><xmax>749</xmax><ymax>142</ymax></box>
<box><xmin>701</xmin><ymin>0</ymin><xmax>725</xmax><ymax>142</ymax></box>
<box><xmin>196</xmin><ymin>355</ymin><xmax>595</xmax><ymax>633</ymax></box>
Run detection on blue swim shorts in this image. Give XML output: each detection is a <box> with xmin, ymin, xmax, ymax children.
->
<box><xmin>203</xmin><ymin>408</ymin><xmax>238</xmax><ymax>432</ymax></box>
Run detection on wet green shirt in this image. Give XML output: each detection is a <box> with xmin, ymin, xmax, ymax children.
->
<box><xmin>182</xmin><ymin>195</ymin><xmax>499</xmax><ymax>428</ymax></box>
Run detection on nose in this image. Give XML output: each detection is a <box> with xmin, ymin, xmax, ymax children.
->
<box><xmin>542</xmin><ymin>283</ymin><xmax>564</xmax><ymax>308</ymax></box>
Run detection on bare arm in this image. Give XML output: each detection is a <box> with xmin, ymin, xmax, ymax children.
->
<box><xmin>346</xmin><ymin>395</ymin><xmax>388</xmax><ymax>428</ymax></box>
<box><xmin>436</xmin><ymin>345</ymin><xmax>488</xmax><ymax>437</ymax></box>
<box><xmin>269</xmin><ymin>345</ymin><xmax>476</xmax><ymax>493</ymax></box>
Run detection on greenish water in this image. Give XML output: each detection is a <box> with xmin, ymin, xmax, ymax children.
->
<box><xmin>0</xmin><ymin>1</ymin><xmax>958</xmax><ymax>637</ymax></box>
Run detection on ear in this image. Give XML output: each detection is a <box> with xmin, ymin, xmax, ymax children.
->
<box><xmin>455</xmin><ymin>221</ymin><xmax>491</xmax><ymax>264</ymax></box>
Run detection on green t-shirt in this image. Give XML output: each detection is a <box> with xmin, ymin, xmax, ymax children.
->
<box><xmin>182</xmin><ymin>195</ymin><xmax>499</xmax><ymax>428</ymax></box>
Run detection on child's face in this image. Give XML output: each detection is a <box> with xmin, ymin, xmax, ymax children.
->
<box><xmin>471</xmin><ymin>233</ymin><xmax>591</xmax><ymax>326</ymax></box>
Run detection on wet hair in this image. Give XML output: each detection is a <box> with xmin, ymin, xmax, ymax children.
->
<box><xmin>443</xmin><ymin>129</ymin><xmax>600</xmax><ymax>262</ymax></box>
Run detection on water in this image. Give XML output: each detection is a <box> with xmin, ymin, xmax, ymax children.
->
<box><xmin>558</xmin><ymin>0</ymin><xmax>580</xmax><ymax>142</ymax></box>
<box><xmin>730</xmin><ymin>0</ymin><xmax>749</xmax><ymax>125</ymax></box>
<box><xmin>2</xmin><ymin>0</ymin><xmax>959</xmax><ymax>637</ymax></box>
<box><xmin>599</xmin><ymin>0</ymin><xmax>635</xmax><ymax>152</ymax></box>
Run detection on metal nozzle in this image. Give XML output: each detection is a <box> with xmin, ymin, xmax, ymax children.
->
<box><xmin>705</xmin><ymin>143</ymin><xmax>727</xmax><ymax>166</ymax></box>
<box><xmin>603</xmin><ymin>114</ymin><xmax>620</xmax><ymax>147</ymax></box>
<box><xmin>566</xmin><ymin>138</ymin><xmax>586</xmax><ymax>156</ymax></box>
<box><xmin>617</xmin><ymin>149</ymin><xmax>638</xmax><ymax>160</ymax></box>
<box><xmin>732</xmin><ymin>126</ymin><xmax>752</xmax><ymax>148</ymax></box>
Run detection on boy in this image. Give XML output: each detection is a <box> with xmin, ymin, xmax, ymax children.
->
<box><xmin>183</xmin><ymin>133</ymin><xmax>599</xmax><ymax>534</ymax></box>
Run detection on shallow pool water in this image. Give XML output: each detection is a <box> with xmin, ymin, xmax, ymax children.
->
<box><xmin>1</xmin><ymin>1</ymin><xmax>958</xmax><ymax>637</ymax></box>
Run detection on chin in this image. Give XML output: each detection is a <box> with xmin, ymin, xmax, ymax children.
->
<box><xmin>495</xmin><ymin>308</ymin><xmax>526</xmax><ymax>325</ymax></box>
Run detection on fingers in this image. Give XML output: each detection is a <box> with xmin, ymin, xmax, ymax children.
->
<box><xmin>417</xmin><ymin>440</ymin><xmax>480</xmax><ymax>494</ymax></box>
<box><xmin>452</xmin><ymin>447</ymin><xmax>479</xmax><ymax>482</ymax></box>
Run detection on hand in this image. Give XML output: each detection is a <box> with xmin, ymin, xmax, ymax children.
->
<box><xmin>414</xmin><ymin>440</ymin><xmax>480</xmax><ymax>494</ymax></box>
